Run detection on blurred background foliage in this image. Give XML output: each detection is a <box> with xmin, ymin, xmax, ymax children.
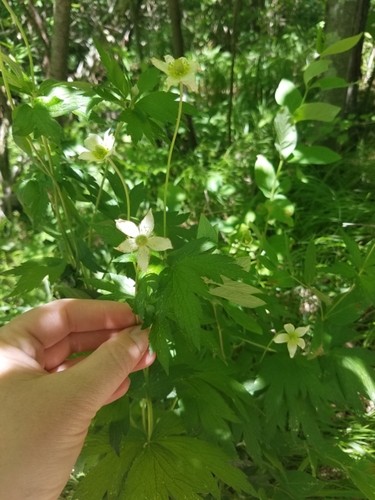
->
<box><xmin>1</xmin><ymin>0</ymin><xmax>375</xmax><ymax>498</ymax></box>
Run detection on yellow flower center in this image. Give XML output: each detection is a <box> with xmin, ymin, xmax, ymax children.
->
<box><xmin>94</xmin><ymin>145</ymin><xmax>109</xmax><ymax>160</ymax></box>
<box><xmin>135</xmin><ymin>234</ymin><xmax>148</xmax><ymax>247</ymax></box>
<box><xmin>288</xmin><ymin>332</ymin><xmax>298</xmax><ymax>344</ymax></box>
<box><xmin>168</xmin><ymin>58</ymin><xmax>190</xmax><ymax>78</ymax></box>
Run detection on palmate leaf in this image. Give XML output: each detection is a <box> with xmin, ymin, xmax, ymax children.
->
<box><xmin>157</xmin><ymin>242</ymin><xmax>246</xmax><ymax>348</ymax></box>
<box><xmin>76</xmin><ymin>417</ymin><xmax>254</xmax><ymax>500</ymax></box>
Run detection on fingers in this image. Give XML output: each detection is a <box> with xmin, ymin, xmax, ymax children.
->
<box><xmin>9</xmin><ymin>299</ymin><xmax>137</xmax><ymax>348</ymax></box>
<box><xmin>63</xmin><ymin>325</ymin><xmax>155</xmax><ymax>410</ymax></box>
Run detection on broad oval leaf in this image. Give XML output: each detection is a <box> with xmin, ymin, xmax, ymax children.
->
<box><xmin>303</xmin><ymin>59</ymin><xmax>331</xmax><ymax>86</ymax></box>
<box><xmin>274</xmin><ymin>108</ymin><xmax>297</xmax><ymax>159</ymax></box>
<box><xmin>254</xmin><ymin>154</ymin><xmax>278</xmax><ymax>198</ymax></box>
<box><xmin>320</xmin><ymin>33</ymin><xmax>363</xmax><ymax>57</ymax></box>
<box><xmin>294</xmin><ymin>102</ymin><xmax>340</xmax><ymax>122</ymax></box>
<box><xmin>289</xmin><ymin>145</ymin><xmax>341</xmax><ymax>165</ymax></box>
<box><xmin>275</xmin><ymin>79</ymin><xmax>302</xmax><ymax>112</ymax></box>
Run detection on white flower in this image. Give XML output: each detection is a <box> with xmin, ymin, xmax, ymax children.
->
<box><xmin>273</xmin><ymin>323</ymin><xmax>309</xmax><ymax>358</ymax></box>
<box><xmin>151</xmin><ymin>55</ymin><xmax>199</xmax><ymax>92</ymax></box>
<box><xmin>78</xmin><ymin>130</ymin><xmax>115</xmax><ymax>162</ymax></box>
<box><xmin>115</xmin><ymin>210</ymin><xmax>173</xmax><ymax>272</ymax></box>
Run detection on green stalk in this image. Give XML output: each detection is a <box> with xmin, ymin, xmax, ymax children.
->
<box><xmin>108</xmin><ymin>158</ymin><xmax>131</xmax><ymax>220</ymax></box>
<box><xmin>143</xmin><ymin>367</ymin><xmax>154</xmax><ymax>442</ymax></box>
<box><xmin>1</xmin><ymin>0</ymin><xmax>36</xmax><ymax>94</ymax></box>
<box><xmin>88</xmin><ymin>162</ymin><xmax>109</xmax><ymax>247</ymax></box>
<box><xmin>163</xmin><ymin>82</ymin><xmax>184</xmax><ymax>236</ymax></box>
<box><xmin>0</xmin><ymin>48</ymin><xmax>15</xmax><ymax>110</ymax></box>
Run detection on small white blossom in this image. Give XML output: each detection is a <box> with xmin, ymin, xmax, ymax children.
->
<box><xmin>151</xmin><ymin>55</ymin><xmax>199</xmax><ymax>92</ymax></box>
<box><xmin>115</xmin><ymin>210</ymin><xmax>172</xmax><ymax>272</ymax></box>
<box><xmin>273</xmin><ymin>323</ymin><xmax>309</xmax><ymax>358</ymax></box>
<box><xmin>78</xmin><ymin>130</ymin><xmax>115</xmax><ymax>162</ymax></box>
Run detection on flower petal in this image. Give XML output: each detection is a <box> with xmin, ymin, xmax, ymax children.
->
<box><xmin>136</xmin><ymin>246</ymin><xmax>150</xmax><ymax>272</ymax></box>
<box><xmin>147</xmin><ymin>236</ymin><xmax>173</xmax><ymax>251</ymax></box>
<box><xmin>78</xmin><ymin>151</ymin><xmax>97</xmax><ymax>162</ymax></box>
<box><xmin>283</xmin><ymin>323</ymin><xmax>295</xmax><ymax>334</ymax></box>
<box><xmin>84</xmin><ymin>134</ymin><xmax>102</xmax><ymax>151</ymax></box>
<box><xmin>287</xmin><ymin>342</ymin><xmax>298</xmax><ymax>358</ymax></box>
<box><xmin>139</xmin><ymin>210</ymin><xmax>154</xmax><ymax>236</ymax></box>
<box><xmin>273</xmin><ymin>333</ymin><xmax>289</xmax><ymax>344</ymax></box>
<box><xmin>103</xmin><ymin>130</ymin><xmax>115</xmax><ymax>150</ymax></box>
<box><xmin>295</xmin><ymin>326</ymin><xmax>309</xmax><ymax>337</ymax></box>
<box><xmin>115</xmin><ymin>219</ymin><xmax>139</xmax><ymax>238</ymax></box>
<box><xmin>115</xmin><ymin>238</ymin><xmax>137</xmax><ymax>253</ymax></box>
<box><xmin>182</xmin><ymin>73</ymin><xmax>198</xmax><ymax>92</ymax></box>
<box><xmin>151</xmin><ymin>57</ymin><xmax>169</xmax><ymax>75</ymax></box>
<box><xmin>297</xmin><ymin>338</ymin><xmax>306</xmax><ymax>350</ymax></box>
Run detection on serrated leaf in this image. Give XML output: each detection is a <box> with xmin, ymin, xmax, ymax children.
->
<box><xmin>294</xmin><ymin>102</ymin><xmax>340</xmax><ymax>122</ymax></box>
<box><xmin>275</xmin><ymin>79</ymin><xmax>302</xmax><ymax>112</ymax></box>
<box><xmin>289</xmin><ymin>145</ymin><xmax>341</xmax><ymax>165</ymax></box>
<box><xmin>209</xmin><ymin>277</ymin><xmax>265</xmax><ymax>308</ymax></box>
<box><xmin>274</xmin><ymin>108</ymin><xmax>297</xmax><ymax>159</ymax></box>
<box><xmin>137</xmin><ymin>67</ymin><xmax>160</xmax><ymax>94</ymax></box>
<box><xmin>15</xmin><ymin>177</ymin><xmax>49</xmax><ymax>226</ymax></box>
<box><xmin>197</xmin><ymin>214</ymin><xmax>218</xmax><ymax>243</ymax></box>
<box><xmin>122</xmin><ymin>435</ymin><xmax>254</xmax><ymax>499</ymax></box>
<box><xmin>94</xmin><ymin>38</ymin><xmax>130</xmax><ymax>97</ymax></box>
<box><xmin>341</xmin><ymin>232</ymin><xmax>362</xmax><ymax>269</ymax></box>
<box><xmin>320</xmin><ymin>33</ymin><xmax>363</xmax><ymax>57</ymax></box>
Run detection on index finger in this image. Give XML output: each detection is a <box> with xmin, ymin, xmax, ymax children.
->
<box><xmin>8</xmin><ymin>299</ymin><xmax>137</xmax><ymax>349</ymax></box>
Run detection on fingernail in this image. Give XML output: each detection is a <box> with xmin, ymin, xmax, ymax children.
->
<box><xmin>129</xmin><ymin>325</ymin><xmax>149</xmax><ymax>347</ymax></box>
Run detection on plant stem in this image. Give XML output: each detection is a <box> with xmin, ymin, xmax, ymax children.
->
<box><xmin>213</xmin><ymin>303</ymin><xmax>227</xmax><ymax>363</ymax></box>
<box><xmin>0</xmin><ymin>49</ymin><xmax>15</xmax><ymax>110</ymax></box>
<box><xmin>2</xmin><ymin>0</ymin><xmax>36</xmax><ymax>94</ymax></box>
<box><xmin>163</xmin><ymin>82</ymin><xmax>184</xmax><ymax>236</ymax></box>
<box><xmin>143</xmin><ymin>367</ymin><xmax>154</xmax><ymax>442</ymax></box>
<box><xmin>109</xmin><ymin>158</ymin><xmax>131</xmax><ymax>220</ymax></box>
<box><xmin>88</xmin><ymin>162</ymin><xmax>109</xmax><ymax>247</ymax></box>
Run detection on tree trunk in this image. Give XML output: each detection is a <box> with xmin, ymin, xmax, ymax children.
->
<box><xmin>324</xmin><ymin>0</ymin><xmax>370</xmax><ymax>114</ymax></box>
<box><xmin>167</xmin><ymin>0</ymin><xmax>185</xmax><ymax>58</ymax></box>
<box><xmin>49</xmin><ymin>0</ymin><xmax>72</xmax><ymax>80</ymax></box>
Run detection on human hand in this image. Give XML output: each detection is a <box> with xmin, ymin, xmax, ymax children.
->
<box><xmin>0</xmin><ymin>299</ymin><xmax>155</xmax><ymax>500</ymax></box>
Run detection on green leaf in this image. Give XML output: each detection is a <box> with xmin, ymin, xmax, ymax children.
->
<box><xmin>274</xmin><ymin>108</ymin><xmax>297</xmax><ymax>159</ymax></box>
<box><xmin>35</xmin><ymin>85</ymin><xmax>91</xmax><ymax>117</ymax></box>
<box><xmin>122</xmin><ymin>435</ymin><xmax>254</xmax><ymax>499</ymax></box>
<box><xmin>12</xmin><ymin>103</ymin><xmax>35</xmax><ymax>136</ymax></box>
<box><xmin>15</xmin><ymin>177</ymin><xmax>49</xmax><ymax>226</ymax></box>
<box><xmin>341</xmin><ymin>232</ymin><xmax>363</xmax><ymax>269</ymax></box>
<box><xmin>274</xmin><ymin>79</ymin><xmax>303</xmax><ymax>112</ymax></box>
<box><xmin>197</xmin><ymin>214</ymin><xmax>218</xmax><ymax>243</ymax></box>
<box><xmin>294</xmin><ymin>102</ymin><xmax>340</xmax><ymax>122</ymax></box>
<box><xmin>289</xmin><ymin>145</ymin><xmax>341</xmax><ymax>165</ymax></box>
<box><xmin>94</xmin><ymin>38</ymin><xmax>130</xmax><ymax>97</ymax></box>
<box><xmin>137</xmin><ymin>91</ymin><xmax>196</xmax><ymax>124</ymax></box>
<box><xmin>303</xmin><ymin>59</ymin><xmax>331</xmax><ymax>86</ymax></box>
<box><xmin>209</xmin><ymin>277</ymin><xmax>265</xmax><ymax>308</ymax></box>
<box><xmin>320</xmin><ymin>33</ymin><xmax>363</xmax><ymax>57</ymax></box>
<box><xmin>137</xmin><ymin>67</ymin><xmax>160</xmax><ymax>94</ymax></box>
<box><xmin>310</xmin><ymin>76</ymin><xmax>349</xmax><ymax>90</ymax></box>
<box><xmin>3</xmin><ymin>258</ymin><xmax>66</xmax><ymax>296</ymax></box>
<box><xmin>264</xmin><ymin>195</ymin><xmax>294</xmax><ymax>226</ymax></box>
<box><xmin>254</xmin><ymin>154</ymin><xmax>278</xmax><ymax>198</ymax></box>
<box><xmin>303</xmin><ymin>239</ymin><xmax>317</xmax><ymax>285</ymax></box>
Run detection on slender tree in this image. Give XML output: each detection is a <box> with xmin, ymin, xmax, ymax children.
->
<box><xmin>324</xmin><ymin>0</ymin><xmax>370</xmax><ymax>113</ymax></box>
<box><xmin>49</xmin><ymin>0</ymin><xmax>72</xmax><ymax>80</ymax></box>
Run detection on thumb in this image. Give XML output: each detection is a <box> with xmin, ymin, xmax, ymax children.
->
<box><xmin>64</xmin><ymin>325</ymin><xmax>151</xmax><ymax>410</ymax></box>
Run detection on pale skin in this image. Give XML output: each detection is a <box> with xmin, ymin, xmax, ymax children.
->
<box><xmin>0</xmin><ymin>299</ymin><xmax>156</xmax><ymax>500</ymax></box>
